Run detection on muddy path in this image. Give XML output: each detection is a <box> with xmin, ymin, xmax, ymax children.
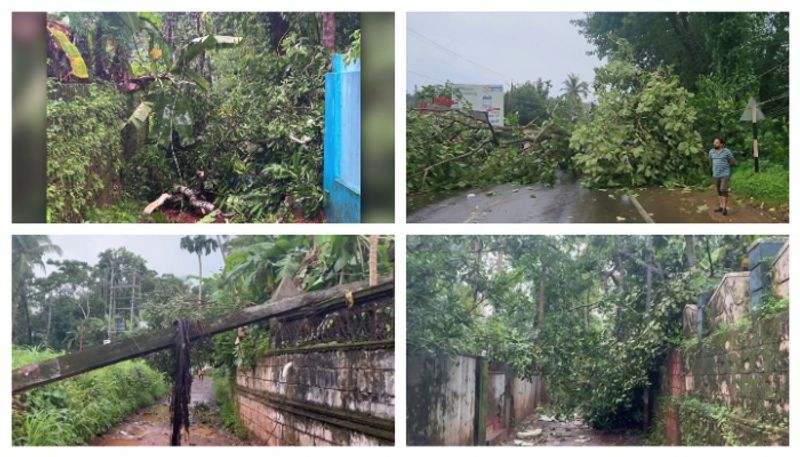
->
<box><xmin>93</xmin><ymin>376</ymin><xmax>250</xmax><ymax>446</ymax></box>
<box><xmin>505</xmin><ymin>413</ymin><xmax>643</xmax><ymax>446</ymax></box>
<box><xmin>408</xmin><ymin>174</ymin><xmax>786</xmax><ymax>223</ymax></box>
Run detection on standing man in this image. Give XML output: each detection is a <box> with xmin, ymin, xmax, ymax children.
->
<box><xmin>708</xmin><ymin>136</ymin><xmax>736</xmax><ymax>215</ymax></box>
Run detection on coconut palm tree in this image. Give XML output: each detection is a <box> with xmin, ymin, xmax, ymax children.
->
<box><xmin>180</xmin><ymin>235</ymin><xmax>218</xmax><ymax>303</ymax></box>
<box><xmin>12</xmin><ymin>235</ymin><xmax>62</xmax><ymax>345</ymax></box>
<box><xmin>561</xmin><ymin>73</ymin><xmax>589</xmax><ymax>102</ymax></box>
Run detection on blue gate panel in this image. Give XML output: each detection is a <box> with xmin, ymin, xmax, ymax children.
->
<box><xmin>323</xmin><ymin>54</ymin><xmax>361</xmax><ymax>223</ymax></box>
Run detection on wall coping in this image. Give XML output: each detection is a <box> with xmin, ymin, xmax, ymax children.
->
<box><xmin>772</xmin><ymin>242</ymin><xmax>790</xmax><ymax>268</ymax></box>
<box><xmin>707</xmin><ymin>271</ymin><xmax>750</xmax><ymax>307</ymax></box>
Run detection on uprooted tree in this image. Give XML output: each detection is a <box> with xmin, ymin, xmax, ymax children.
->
<box><xmin>45</xmin><ymin>12</ymin><xmax>361</xmax><ymax>223</ymax></box>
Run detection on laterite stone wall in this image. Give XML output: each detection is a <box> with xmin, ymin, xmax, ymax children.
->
<box><xmin>235</xmin><ymin>347</ymin><xmax>394</xmax><ymax>445</ymax></box>
<box><xmin>662</xmin><ymin>311</ymin><xmax>789</xmax><ymax>445</ymax></box>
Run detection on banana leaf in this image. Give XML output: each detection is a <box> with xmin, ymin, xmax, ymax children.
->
<box><xmin>48</xmin><ymin>27</ymin><xmax>89</xmax><ymax>79</ymax></box>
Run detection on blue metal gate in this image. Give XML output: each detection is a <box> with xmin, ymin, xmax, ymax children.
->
<box><xmin>323</xmin><ymin>54</ymin><xmax>361</xmax><ymax>223</ymax></box>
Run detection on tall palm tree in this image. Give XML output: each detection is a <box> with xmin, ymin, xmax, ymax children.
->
<box><xmin>180</xmin><ymin>236</ymin><xmax>218</xmax><ymax>303</ymax></box>
<box><xmin>12</xmin><ymin>235</ymin><xmax>62</xmax><ymax>345</ymax></box>
<box><xmin>561</xmin><ymin>73</ymin><xmax>589</xmax><ymax>102</ymax></box>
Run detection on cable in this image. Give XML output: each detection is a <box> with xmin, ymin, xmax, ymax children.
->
<box><xmin>408</xmin><ymin>69</ymin><xmax>448</xmax><ymax>84</ymax></box>
<box><xmin>408</xmin><ymin>27</ymin><xmax>515</xmax><ymax>83</ymax></box>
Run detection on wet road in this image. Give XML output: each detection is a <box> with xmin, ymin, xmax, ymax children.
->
<box><xmin>93</xmin><ymin>376</ymin><xmax>249</xmax><ymax>446</ymax></box>
<box><xmin>409</xmin><ymin>175</ymin><xmax>785</xmax><ymax>223</ymax></box>
<box><xmin>505</xmin><ymin>413</ymin><xmax>642</xmax><ymax>446</ymax></box>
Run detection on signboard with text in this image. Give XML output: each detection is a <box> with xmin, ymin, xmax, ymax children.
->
<box><xmin>453</xmin><ymin>84</ymin><xmax>504</xmax><ymax>127</ymax></box>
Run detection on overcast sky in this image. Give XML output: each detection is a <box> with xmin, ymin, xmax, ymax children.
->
<box><xmin>407</xmin><ymin>12</ymin><xmax>603</xmax><ymax>95</ymax></box>
<box><xmin>42</xmin><ymin>235</ymin><xmax>225</xmax><ymax>280</ymax></box>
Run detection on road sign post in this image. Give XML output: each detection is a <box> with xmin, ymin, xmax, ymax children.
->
<box><xmin>741</xmin><ymin>98</ymin><xmax>766</xmax><ymax>173</ymax></box>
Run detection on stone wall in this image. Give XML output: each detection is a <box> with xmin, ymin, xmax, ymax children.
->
<box><xmin>705</xmin><ymin>272</ymin><xmax>751</xmax><ymax>333</ymax></box>
<box><xmin>660</xmin><ymin>312</ymin><xmax>789</xmax><ymax>445</ymax></box>
<box><xmin>235</xmin><ymin>344</ymin><xmax>394</xmax><ymax>446</ymax></box>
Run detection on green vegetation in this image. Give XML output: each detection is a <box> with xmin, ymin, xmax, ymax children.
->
<box><xmin>407</xmin><ymin>235</ymin><xmax>777</xmax><ymax>430</ymax></box>
<box><xmin>571</xmin><ymin>57</ymin><xmax>704</xmax><ymax>188</ymax></box>
<box><xmin>211</xmin><ymin>369</ymin><xmax>249</xmax><ymax>439</ymax></box>
<box><xmin>407</xmin><ymin>13</ymin><xmax>788</xmax><ymax>208</ymax></box>
<box><xmin>12</xmin><ymin>347</ymin><xmax>168</xmax><ymax>446</ymax></box>
<box><xmin>12</xmin><ymin>234</ymin><xmax>394</xmax><ymax>443</ymax></box>
<box><xmin>46</xmin><ymin>82</ymin><xmax>126</xmax><ymax>222</ymax></box>
<box><xmin>731</xmin><ymin>162</ymin><xmax>789</xmax><ymax>206</ymax></box>
<box><xmin>46</xmin><ymin>12</ymin><xmax>361</xmax><ymax>222</ymax></box>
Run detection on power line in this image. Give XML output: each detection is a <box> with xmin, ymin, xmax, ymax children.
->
<box><xmin>408</xmin><ymin>27</ymin><xmax>515</xmax><ymax>83</ymax></box>
<box><xmin>408</xmin><ymin>69</ymin><xmax>448</xmax><ymax>84</ymax></box>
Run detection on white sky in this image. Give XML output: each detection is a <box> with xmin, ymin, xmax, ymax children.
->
<box><xmin>41</xmin><ymin>235</ymin><xmax>225</xmax><ymax>280</ymax></box>
<box><xmin>407</xmin><ymin>12</ymin><xmax>604</xmax><ymax>95</ymax></box>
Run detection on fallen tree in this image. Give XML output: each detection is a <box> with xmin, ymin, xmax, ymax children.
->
<box><xmin>406</xmin><ymin>108</ymin><xmax>570</xmax><ymax>197</ymax></box>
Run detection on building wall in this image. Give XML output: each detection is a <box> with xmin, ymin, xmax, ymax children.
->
<box><xmin>236</xmin><ymin>346</ymin><xmax>394</xmax><ymax>446</ymax></box>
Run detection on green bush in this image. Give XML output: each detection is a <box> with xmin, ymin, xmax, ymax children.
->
<box><xmin>570</xmin><ymin>58</ymin><xmax>705</xmax><ymax>188</ymax></box>
<box><xmin>210</xmin><ymin>368</ymin><xmax>249</xmax><ymax>439</ymax></box>
<box><xmin>730</xmin><ymin>161</ymin><xmax>789</xmax><ymax>206</ymax></box>
<box><xmin>46</xmin><ymin>81</ymin><xmax>126</xmax><ymax>223</ymax></box>
<box><xmin>12</xmin><ymin>347</ymin><xmax>168</xmax><ymax>446</ymax></box>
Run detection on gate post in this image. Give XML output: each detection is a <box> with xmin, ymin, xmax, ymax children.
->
<box><xmin>473</xmin><ymin>356</ymin><xmax>488</xmax><ymax>445</ymax></box>
<box><xmin>665</xmin><ymin>349</ymin><xmax>685</xmax><ymax>445</ymax></box>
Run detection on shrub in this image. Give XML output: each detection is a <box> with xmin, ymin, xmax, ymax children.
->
<box><xmin>46</xmin><ymin>81</ymin><xmax>126</xmax><ymax>222</ymax></box>
<box><xmin>12</xmin><ymin>347</ymin><xmax>168</xmax><ymax>446</ymax></box>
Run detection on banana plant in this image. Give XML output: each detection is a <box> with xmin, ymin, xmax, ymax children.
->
<box><xmin>127</xmin><ymin>33</ymin><xmax>242</xmax><ymax>155</ymax></box>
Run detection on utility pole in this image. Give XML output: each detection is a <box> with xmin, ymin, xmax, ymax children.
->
<box><xmin>741</xmin><ymin>97</ymin><xmax>765</xmax><ymax>173</ymax></box>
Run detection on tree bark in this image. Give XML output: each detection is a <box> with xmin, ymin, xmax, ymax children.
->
<box><xmin>369</xmin><ymin>235</ymin><xmax>379</xmax><ymax>286</ymax></box>
<box><xmin>197</xmin><ymin>253</ymin><xmax>203</xmax><ymax>304</ymax></box>
<box><xmin>268</xmin><ymin>13</ymin><xmax>290</xmax><ymax>54</ymax></box>
<box><xmin>321</xmin><ymin>12</ymin><xmax>336</xmax><ymax>51</ymax></box>
<box><xmin>45</xmin><ymin>296</ymin><xmax>52</xmax><ymax>348</ymax></box>
<box><xmin>684</xmin><ymin>235</ymin><xmax>697</xmax><ymax>268</ymax></box>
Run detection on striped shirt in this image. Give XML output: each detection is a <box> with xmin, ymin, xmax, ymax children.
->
<box><xmin>708</xmin><ymin>148</ymin><xmax>734</xmax><ymax>178</ymax></box>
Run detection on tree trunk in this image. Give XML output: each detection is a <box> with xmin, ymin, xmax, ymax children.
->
<box><xmin>684</xmin><ymin>235</ymin><xmax>697</xmax><ymax>268</ymax></box>
<box><xmin>704</xmin><ymin>236</ymin><xmax>714</xmax><ymax>277</ymax></box>
<box><xmin>21</xmin><ymin>284</ymin><xmax>33</xmax><ymax>345</ymax></box>
<box><xmin>368</xmin><ymin>235</ymin><xmax>379</xmax><ymax>286</ymax></box>
<box><xmin>645</xmin><ymin>237</ymin><xmax>654</xmax><ymax>311</ymax></box>
<box><xmin>268</xmin><ymin>13</ymin><xmax>290</xmax><ymax>54</ymax></box>
<box><xmin>536</xmin><ymin>267</ymin><xmax>546</xmax><ymax>402</ymax></box>
<box><xmin>538</xmin><ymin>271</ymin><xmax>546</xmax><ymax>326</ymax></box>
<box><xmin>194</xmin><ymin>12</ymin><xmax>206</xmax><ymax>77</ymax></box>
<box><xmin>197</xmin><ymin>254</ymin><xmax>203</xmax><ymax>304</ymax></box>
<box><xmin>45</xmin><ymin>297</ymin><xmax>52</xmax><ymax>348</ymax></box>
<box><xmin>321</xmin><ymin>12</ymin><xmax>336</xmax><ymax>51</ymax></box>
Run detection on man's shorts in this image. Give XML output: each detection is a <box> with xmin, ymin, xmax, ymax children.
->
<box><xmin>715</xmin><ymin>176</ymin><xmax>730</xmax><ymax>196</ymax></box>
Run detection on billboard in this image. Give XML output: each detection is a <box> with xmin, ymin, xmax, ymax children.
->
<box><xmin>453</xmin><ymin>84</ymin><xmax>504</xmax><ymax>127</ymax></box>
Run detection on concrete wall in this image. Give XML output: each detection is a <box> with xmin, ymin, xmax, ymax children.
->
<box><xmin>236</xmin><ymin>346</ymin><xmax>394</xmax><ymax>446</ymax></box>
<box><xmin>407</xmin><ymin>352</ymin><xmax>478</xmax><ymax>445</ymax></box>
<box><xmin>407</xmin><ymin>352</ymin><xmax>545</xmax><ymax>445</ymax></box>
<box><xmin>511</xmin><ymin>376</ymin><xmax>544</xmax><ymax>422</ymax></box>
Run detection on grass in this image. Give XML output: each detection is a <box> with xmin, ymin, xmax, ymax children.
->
<box><xmin>12</xmin><ymin>347</ymin><xmax>169</xmax><ymax>446</ymax></box>
<box><xmin>730</xmin><ymin>161</ymin><xmax>789</xmax><ymax>206</ymax></box>
<box><xmin>210</xmin><ymin>368</ymin><xmax>250</xmax><ymax>439</ymax></box>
